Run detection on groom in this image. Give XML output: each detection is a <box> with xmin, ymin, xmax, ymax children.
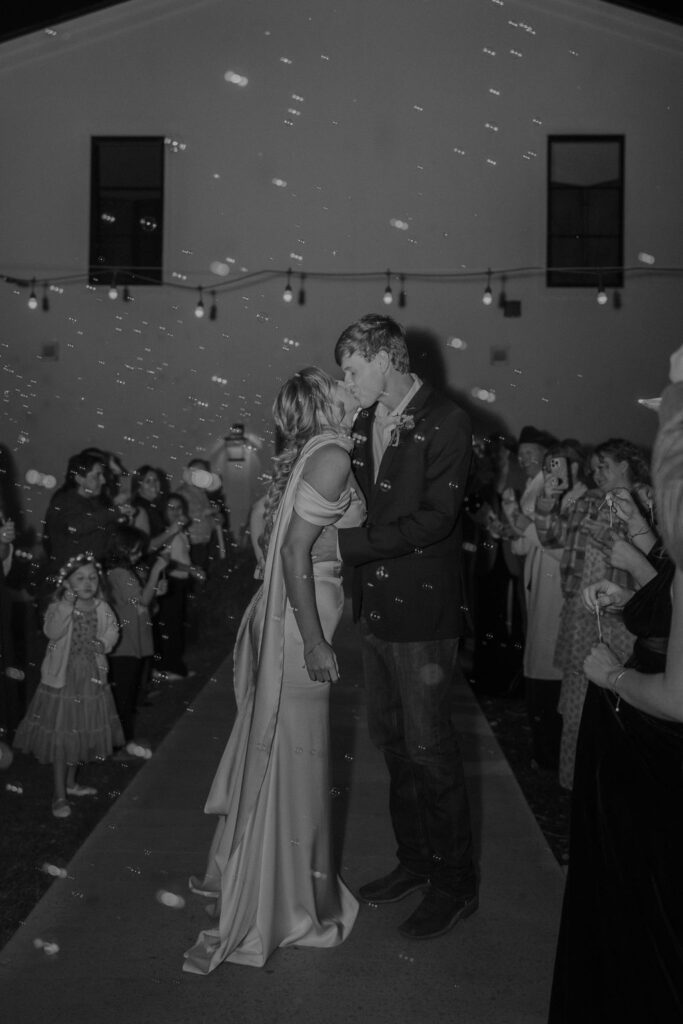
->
<box><xmin>335</xmin><ymin>313</ymin><xmax>477</xmax><ymax>939</ymax></box>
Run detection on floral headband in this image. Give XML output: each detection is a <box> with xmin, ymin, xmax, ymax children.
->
<box><xmin>55</xmin><ymin>552</ymin><xmax>102</xmax><ymax>585</ymax></box>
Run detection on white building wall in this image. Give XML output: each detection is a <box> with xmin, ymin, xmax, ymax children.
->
<box><xmin>1</xmin><ymin>0</ymin><xmax>682</xmax><ymax>534</ymax></box>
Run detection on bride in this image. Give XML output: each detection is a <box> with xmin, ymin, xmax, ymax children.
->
<box><xmin>184</xmin><ymin>367</ymin><xmax>364</xmax><ymax>973</ymax></box>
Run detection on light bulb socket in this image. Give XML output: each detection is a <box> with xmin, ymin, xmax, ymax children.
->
<box><xmin>383</xmin><ymin>270</ymin><xmax>393</xmax><ymax>305</ymax></box>
<box><xmin>283</xmin><ymin>267</ymin><xmax>293</xmax><ymax>302</ymax></box>
<box><xmin>482</xmin><ymin>269</ymin><xmax>493</xmax><ymax>306</ymax></box>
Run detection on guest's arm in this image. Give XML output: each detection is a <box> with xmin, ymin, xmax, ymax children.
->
<box><xmin>583</xmin><ymin>567</ymin><xmax>683</xmax><ymax>722</ymax></box>
<box><xmin>608</xmin><ymin>536</ymin><xmax>657</xmax><ymax>589</ymax></box>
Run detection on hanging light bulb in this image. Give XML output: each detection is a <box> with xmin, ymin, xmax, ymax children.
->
<box><xmin>108</xmin><ymin>276</ymin><xmax>119</xmax><ymax>300</ymax></box>
<box><xmin>596</xmin><ymin>285</ymin><xmax>608</xmax><ymax>306</ymax></box>
<box><xmin>283</xmin><ymin>268</ymin><xmax>293</xmax><ymax>303</ymax></box>
<box><xmin>194</xmin><ymin>287</ymin><xmax>205</xmax><ymax>318</ymax></box>
<box><xmin>398</xmin><ymin>274</ymin><xmax>407</xmax><ymax>308</ymax></box>
<box><xmin>27</xmin><ymin>279</ymin><xmax>38</xmax><ymax>310</ymax></box>
<box><xmin>42</xmin><ymin>284</ymin><xmax>50</xmax><ymax>312</ymax></box>
<box><xmin>298</xmin><ymin>274</ymin><xmax>306</xmax><ymax>306</ymax></box>
<box><xmin>383</xmin><ymin>270</ymin><xmax>393</xmax><ymax>305</ymax></box>
<box><xmin>209</xmin><ymin>291</ymin><xmax>218</xmax><ymax>320</ymax></box>
<box><xmin>482</xmin><ymin>268</ymin><xmax>493</xmax><ymax>306</ymax></box>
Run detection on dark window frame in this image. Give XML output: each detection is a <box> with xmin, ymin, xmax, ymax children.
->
<box><xmin>546</xmin><ymin>134</ymin><xmax>624</xmax><ymax>288</ymax></box>
<box><xmin>89</xmin><ymin>135</ymin><xmax>165</xmax><ymax>287</ymax></box>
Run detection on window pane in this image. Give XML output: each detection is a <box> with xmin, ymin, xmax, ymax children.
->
<box><xmin>547</xmin><ymin>136</ymin><xmax>623</xmax><ymax>288</ymax></box>
<box><xmin>89</xmin><ymin>137</ymin><xmax>164</xmax><ymax>285</ymax></box>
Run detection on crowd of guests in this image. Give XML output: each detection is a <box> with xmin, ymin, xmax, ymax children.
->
<box><xmin>466</xmin><ymin>425</ymin><xmax>657</xmax><ymax>791</ymax></box>
<box><xmin>0</xmin><ymin>445</ymin><xmax>237</xmax><ymax>817</ymax></box>
<box><xmin>466</xmin><ymin>378</ymin><xmax>683</xmax><ymax>1016</ymax></box>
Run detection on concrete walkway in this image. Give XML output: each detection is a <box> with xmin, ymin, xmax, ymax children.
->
<box><xmin>0</xmin><ymin>601</ymin><xmax>564</xmax><ymax>1024</ymax></box>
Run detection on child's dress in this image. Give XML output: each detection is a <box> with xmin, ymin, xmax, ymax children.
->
<box><xmin>14</xmin><ymin>600</ymin><xmax>123</xmax><ymax>764</ymax></box>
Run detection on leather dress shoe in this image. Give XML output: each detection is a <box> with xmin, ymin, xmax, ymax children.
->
<box><xmin>358</xmin><ymin>865</ymin><xmax>428</xmax><ymax>904</ymax></box>
<box><xmin>398</xmin><ymin>890</ymin><xmax>478</xmax><ymax>939</ymax></box>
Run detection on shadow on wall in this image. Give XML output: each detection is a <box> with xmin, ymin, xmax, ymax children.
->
<box><xmin>405</xmin><ymin>328</ymin><xmax>510</xmax><ymax>439</ymax></box>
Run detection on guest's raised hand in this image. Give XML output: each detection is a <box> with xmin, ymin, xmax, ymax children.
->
<box><xmin>542</xmin><ymin>468</ymin><xmax>565</xmax><ymax>499</ymax></box>
<box><xmin>583</xmin><ymin>643</ymin><xmax>622</xmax><ymax>687</ymax></box>
<box><xmin>582</xmin><ymin>579</ymin><xmax>632</xmax><ymax>613</ymax></box>
<box><xmin>304</xmin><ymin>638</ymin><xmax>339</xmax><ymax>683</ymax></box>
<box><xmin>608</xmin><ymin>488</ymin><xmax>640</xmax><ymax>524</ymax></box>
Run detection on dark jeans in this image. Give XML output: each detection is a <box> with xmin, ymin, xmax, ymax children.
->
<box><xmin>153</xmin><ymin>576</ymin><xmax>189</xmax><ymax>675</ymax></box>
<box><xmin>108</xmin><ymin>656</ymin><xmax>144</xmax><ymax>742</ymax></box>
<box><xmin>361</xmin><ymin>623</ymin><xmax>476</xmax><ymax>898</ymax></box>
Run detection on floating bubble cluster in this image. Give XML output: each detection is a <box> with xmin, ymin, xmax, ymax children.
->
<box><xmin>471</xmin><ymin>387</ymin><xmax>497</xmax><ymax>404</ymax></box>
<box><xmin>224</xmin><ymin>70</ymin><xmax>248</xmax><ymax>87</ymax></box>
<box><xmin>33</xmin><ymin>939</ymin><xmax>59</xmax><ymax>955</ymax></box>
<box><xmin>25</xmin><ymin>470</ymin><xmax>57</xmax><ymax>488</ymax></box>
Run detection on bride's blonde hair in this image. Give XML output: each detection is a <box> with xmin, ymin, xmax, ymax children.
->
<box><xmin>260</xmin><ymin>367</ymin><xmax>343</xmax><ymax>558</ymax></box>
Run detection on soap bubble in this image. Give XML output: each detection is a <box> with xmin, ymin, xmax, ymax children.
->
<box><xmin>209</xmin><ymin>261</ymin><xmax>230</xmax><ymax>276</ymax></box>
<box><xmin>447</xmin><ymin>337</ymin><xmax>467</xmax><ymax>350</ymax></box>
<box><xmin>42</xmin><ymin>863</ymin><xmax>67</xmax><ymax>878</ymax></box>
<box><xmin>156</xmin><ymin>890</ymin><xmax>186</xmax><ymax>909</ymax></box>
<box><xmin>125</xmin><ymin>741</ymin><xmax>152</xmax><ymax>760</ymax></box>
<box><xmin>186</xmin><ymin>468</ymin><xmax>221</xmax><ymax>491</ymax></box>
<box><xmin>418</xmin><ymin>663</ymin><xmax>445</xmax><ymax>685</ymax></box>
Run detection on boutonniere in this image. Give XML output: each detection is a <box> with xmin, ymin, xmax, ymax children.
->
<box><xmin>388</xmin><ymin>412</ymin><xmax>415</xmax><ymax>446</ymax></box>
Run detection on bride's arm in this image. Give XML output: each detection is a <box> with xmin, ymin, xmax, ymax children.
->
<box><xmin>280</xmin><ymin>444</ymin><xmax>350</xmax><ymax>684</ymax></box>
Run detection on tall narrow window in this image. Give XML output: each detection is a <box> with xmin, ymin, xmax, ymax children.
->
<box><xmin>89</xmin><ymin>137</ymin><xmax>164</xmax><ymax>286</ymax></box>
<box><xmin>547</xmin><ymin>135</ymin><xmax>624</xmax><ymax>288</ymax></box>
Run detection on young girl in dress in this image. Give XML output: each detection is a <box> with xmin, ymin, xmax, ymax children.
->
<box><xmin>13</xmin><ymin>553</ymin><xmax>122</xmax><ymax>818</ymax></box>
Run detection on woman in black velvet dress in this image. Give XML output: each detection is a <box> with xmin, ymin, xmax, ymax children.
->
<box><xmin>548</xmin><ymin>366</ymin><xmax>683</xmax><ymax>1023</ymax></box>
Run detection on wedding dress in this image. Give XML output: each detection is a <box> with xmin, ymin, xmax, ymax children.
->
<box><xmin>184</xmin><ymin>433</ymin><xmax>364</xmax><ymax>972</ymax></box>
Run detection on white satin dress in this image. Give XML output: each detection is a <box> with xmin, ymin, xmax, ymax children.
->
<box><xmin>184</xmin><ymin>434</ymin><xmax>364</xmax><ymax>973</ymax></box>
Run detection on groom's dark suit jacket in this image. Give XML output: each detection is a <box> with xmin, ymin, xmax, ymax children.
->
<box><xmin>338</xmin><ymin>383</ymin><xmax>471</xmax><ymax>642</ymax></box>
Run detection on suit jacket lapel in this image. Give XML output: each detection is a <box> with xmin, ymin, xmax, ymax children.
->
<box><xmin>351</xmin><ymin>406</ymin><xmax>375</xmax><ymax>504</ymax></box>
<box><xmin>372</xmin><ymin>384</ymin><xmax>433</xmax><ymax>492</ymax></box>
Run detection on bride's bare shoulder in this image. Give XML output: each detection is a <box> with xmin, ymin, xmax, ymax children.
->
<box><xmin>302</xmin><ymin>443</ymin><xmax>351</xmax><ymax>500</ymax></box>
